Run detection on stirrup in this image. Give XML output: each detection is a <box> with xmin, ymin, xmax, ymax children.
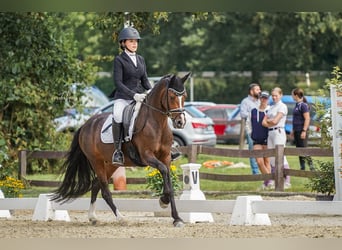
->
<box><xmin>112</xmin><ymin>150</ymin><xmax>124</xmax><ymax>165</ymax></box>
<box><xmin>171</xmin><ymin>151</ymin><xmax>182</xmax><ymax>161</ymax></box>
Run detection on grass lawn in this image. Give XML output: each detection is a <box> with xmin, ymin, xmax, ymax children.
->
<box><xmin>21</xmin><ymin>144</ymin><xmax>332</xmax><ymax>198</ymax></box>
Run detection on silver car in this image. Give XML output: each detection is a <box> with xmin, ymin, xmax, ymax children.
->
<box><xmin>94</xmin><ymin>101</ymin><xmax>217</xmax><ymax>147</ymax></box>
<box><xmin>54</xmin><ymin>85</ymin><xmax>110</xmax><ymax>132</ymax></box>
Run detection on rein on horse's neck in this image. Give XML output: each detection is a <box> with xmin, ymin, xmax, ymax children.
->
<box><xmin>143</xmin><ymin>80</ymin><xmax>171</xmax><ymax>116</ymax></box>
<box><xmin>143</xmin><ymin>76</ymin><xmax>185</xmax><ymax>117</ymax></box>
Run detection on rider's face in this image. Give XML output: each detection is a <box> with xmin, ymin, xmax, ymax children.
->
<box><xmin>124</xmin><ymin>39</ymin><xmax>138</xmax><ymax>52</ymax></box>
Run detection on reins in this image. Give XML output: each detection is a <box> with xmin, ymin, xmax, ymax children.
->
<box><xmin>142</xmin><ymin>82</ymin><xmax>186</xmax><ymax>117</ymax></box>
<box><xmin>133</xmin><ymin>76</ymin><xmax>186</xmax><ymax>135</ymax></box>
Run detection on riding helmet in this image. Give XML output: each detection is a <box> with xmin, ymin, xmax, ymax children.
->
<box><xmin>118</xmin><ymin>27</ymin><xmax>141</xmax><ymax>43</ymax></box>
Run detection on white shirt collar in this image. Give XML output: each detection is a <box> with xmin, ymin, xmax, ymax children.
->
<box><xmin>125</xmin><ymin>50</ymin><xmax>136</xmax><ymax>57</ymax></box>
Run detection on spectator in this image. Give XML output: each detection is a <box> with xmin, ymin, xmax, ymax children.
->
<box><xmin>291</xmin><ymin>88</ymin><xmax>314</xmax><ymax>171</ymax></box>
<box><xmin>262</xmin><ymin>87</ymin><xmax>291</xmax><ymax>189</ymax></box>
<box><xmin>250</xmin><ymin>90</ymin><xmax>272</xmax><ymax>189</ymax></box>
<box><xmin>240</xmin><ymin>82</ymin><xmax>261</xmax><ymax>174</ymax></box>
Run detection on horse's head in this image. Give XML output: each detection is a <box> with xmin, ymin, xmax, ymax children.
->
<box><xmin>166</xmin><ymin>72</ymin><xmax>191</xmax><ymax>129</ymax></box>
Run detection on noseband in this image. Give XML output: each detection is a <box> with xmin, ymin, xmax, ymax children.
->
<box><xmin>143</xmin><ymin>87</ymin><xmax>186</xmax><ymax>119</ymax></box>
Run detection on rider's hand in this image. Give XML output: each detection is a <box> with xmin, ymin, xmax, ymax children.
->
<box><xmin>134</xmin><ymin>93</ymin><xmax>146</xmax><ymax>102</ymax></box>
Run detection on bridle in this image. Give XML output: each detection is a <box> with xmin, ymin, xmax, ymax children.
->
<box><xmin>142</xmin><ymin>82</ymin><xmax>186</xmax><ymax>119</ymax></box>
<box><xmin>133</xmin><ymin>76</ymin><xmax>187</xmax><ymax>135</ymax></box>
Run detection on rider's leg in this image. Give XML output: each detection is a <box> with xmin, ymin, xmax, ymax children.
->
<box><xmin>171</xmin><ymin>150</ymin><xmax>181</xmax><ymax>161</ymax></box>
<box><xmin>112</xmin><ymin>99</ymin><xmax>129</xmax><ymax>165</ymax></box>
<box><xmin>112</xmin><ymin>119</ymin><xmax>124</xmax><ymax>165</ymax></box>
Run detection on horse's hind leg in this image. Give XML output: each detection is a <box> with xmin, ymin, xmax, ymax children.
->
<box><xmin>88</xmin><ymin>178</ymin><xmax>101</xmax><ymax>224</ymax></box>
<box><xmin>98</xmin><ymin>178</ymin><xmax>124</xmax><ymax>221</ymax></box>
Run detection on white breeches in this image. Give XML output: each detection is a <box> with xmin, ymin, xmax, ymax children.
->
<box><xmin>267</xmin><ymin>128</ymin><xmax>287</xmax><ymax>168</ymax></box>
<box><xmin>113</xmin><ymin>99</ymin><xmax>131</xmax><ymax>123</ymax></box>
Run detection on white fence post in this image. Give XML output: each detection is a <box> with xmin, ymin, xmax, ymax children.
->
<box><xmin>179</xmin><ymin>163</ymin><xmax>214</xmax><ymax>223</ymax></box>
<box><xmin>230</xmin><ymin>196</ymin><xmax>271</xmax><ymax>226</ymax></box>
<box><xmin>32</xmin><ymin>193</ymin><xmax>70</xmax><ymax>221</ymax></box>
<box><xmin>0</xmin><ymin>189</ymin><xmax>11</xmax><ymax>218</ymax></box>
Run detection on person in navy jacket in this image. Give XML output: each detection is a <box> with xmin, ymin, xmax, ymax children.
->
<box><xmin>111</xmin><ymin>26</ymin><xmax>181</xmax><ymax>166</ymax></box>
<box><xmin>291</xmin><ymin>88</ymin><xmax>314</xmax><ymax>171</ymax></box>
<box><xmin>250</xmin><ymin>91</ymin><xmax>271</xmax><ymax>188</ymax></box>
<box><xmin>111</xmin><ymin>26</ymin><xmax>152</xmax><ymax>165</ymax></box>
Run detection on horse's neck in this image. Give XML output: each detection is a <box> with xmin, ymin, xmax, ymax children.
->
<box><xmin>143</xmin><ymin>93</ymin><xmax>168</xmax><ymax>128</ymax></box>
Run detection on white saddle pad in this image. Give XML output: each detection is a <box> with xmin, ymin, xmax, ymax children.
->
<box><xmin>100</xmin><ymin>101</ymin><xmax>142</xmax><ymax>144</ymax></box>
<box><xmin>100</xmin><ymin>114</ymin><xmax>114</xmax><ymax>144</ymax></box>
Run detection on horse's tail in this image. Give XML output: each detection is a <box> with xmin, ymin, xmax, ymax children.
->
<box><xmin>51</xmin><ymin>128</ymin><xmax>95</xmax><ymax>203</ymax></box>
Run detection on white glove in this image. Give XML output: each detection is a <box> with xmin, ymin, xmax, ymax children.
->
<box><xmin>133</xmin><ymin>93</ymin><xmax>146</xmax><ymax>102</ymax></box>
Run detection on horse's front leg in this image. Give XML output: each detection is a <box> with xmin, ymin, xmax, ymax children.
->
<box><xmin>149</xmin><ymin>158</ymin><xmax>184</xmax><ymax>227</ymax></box>
<box><xmin>159</xmin><ymin>172</ymin><xmax>171</xmax><ymax>207</ymax></box>
<box><xmin>161</xmin><ymin>172</ymin><xmax>184</xmax><ymax>227</ymax></box>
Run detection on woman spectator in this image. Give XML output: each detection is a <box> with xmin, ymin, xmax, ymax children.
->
<box><xmin>262</xmin><ymin>87</ymin><xmax>291</xmax><ymax>189</ymax></box>
<box><xmin>250</xmin><ymin>91</ymin><xmax>272</xmax><ymax>189</ymax></box>
<box><xmin>291</xmin><ymin>88</ymin><xmax>314</xmax><ymax>171</ymax></box>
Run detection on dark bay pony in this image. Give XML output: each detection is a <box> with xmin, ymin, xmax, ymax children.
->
<box><xmin>52</xmin><ymin>73</ymin><xmax>190</xmax><ymax>227</ymax></box>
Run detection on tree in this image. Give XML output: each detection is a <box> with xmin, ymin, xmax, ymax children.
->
<box><xmin>0</xmin><ymin>13</ymin><xmax>95</xmax><ymax>176</ymax></box>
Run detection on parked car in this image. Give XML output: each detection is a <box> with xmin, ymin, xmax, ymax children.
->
<box><xmin>93</xmin><ymin>101</ymin><xmax>217</xmax><ymax>147</ymax></box>
<box><xmin>223</xmin><ymin>105</ymin><xmax>242</xmax><ymax>143</ymax></box>
<box><xmin>54</xmin><ymin>85</ymin><xmax>110</xmax><ymax>132</ymax></box>
<box><xmin>184</xmin><ymin>101</ymin><xmax>216</xmax><ymax>108</ymax></box>
<box><xmin>197</xmin><ymin>104</ymin><xmax>241</xmax><ymax>144</ymax></box>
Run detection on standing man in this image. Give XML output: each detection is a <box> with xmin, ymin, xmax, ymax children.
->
<box><xmin>240</xmin><ymin>83</ymin><xmax>262</xmax><ymax>175</ymax></box>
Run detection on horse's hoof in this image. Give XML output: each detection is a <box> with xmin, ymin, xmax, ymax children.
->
<box><xmin>115</xmin><ymin>209</ymin><xmax>124</xmax><ymax>220</ymax></box>
<box><xmin>116</xmin><ymin>215</ymin><xmax>124</xmax><ymax>221</ymax></box>
<box><xmin>173</xmin><ymin>220</ymin><xmax>185</xmax><ymax>228</ymax></box>
<box><xmin>89</xmin><ymin>218</ymin><xmax>97</xmax><ymax>225</ymax></box>
<box><xmin>159</xmin><ymin>198</ymin><xmax>169</xmax><ymax>209</ymax></box>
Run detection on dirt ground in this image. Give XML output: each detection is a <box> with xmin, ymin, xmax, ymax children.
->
<box><xmin>1</xmin><ymin>195</ymin><xmax>342</xmax><ymax>239</ymax></box>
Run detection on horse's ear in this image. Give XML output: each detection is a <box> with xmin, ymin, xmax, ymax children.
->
<box><xmin>181</xmin><ymin>72</ymin><xmax>192</xmax><ymax>83</ymax></box>
<box><xmin>169</xmin><ymin>74</ymin><xmax>177</xmax><ymax>85</ymax></box>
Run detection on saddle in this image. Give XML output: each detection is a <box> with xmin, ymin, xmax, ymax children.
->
<box><xmin>101</xmin><ymin>100</ymin><xmax>146</xmax><ymax>166</ymax></box>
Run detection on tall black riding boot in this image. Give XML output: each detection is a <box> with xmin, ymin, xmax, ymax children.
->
<box><xmin>112</xmin><ymin>119</ymin><xmax>124</xmax><ymax>165</ymax></box>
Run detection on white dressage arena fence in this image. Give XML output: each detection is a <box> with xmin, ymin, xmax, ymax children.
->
<box><xmin>2</xmin><ymin>162</ymin><xmax>342</xmax><ymax>225</ymax></box>
<box><xmin>1</xmin><ymin>194</ymin><xmax>342</xmax><ymax>225</ymax></box>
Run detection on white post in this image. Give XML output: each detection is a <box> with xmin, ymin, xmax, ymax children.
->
<box><xmin>32</xmin><ymin>193</ymin><xmax>70</xmax><ymax>221</ymax></box>
<box><xmin>179</xmin><ymin>163</ymin><xmax>214</xmax><ymax>223</ymax></box>
<box><xmin>305</xmin><ymin>72</ymin><xmax>311</xmax><ymax>87</ymax></box>
<box><xmin>190</xmin><ymin>76</ymin><xmax>194</xmax><ymax>102</ymax></box>
<box><xmin>230</xmin><ymin>196</ymin><xmax>271</xmax><ymax>226</ymax></box>
<box><xmin>0</xmin><ymin>189</ymin><xmax>11</xmax><ymax>218</ymax></box>
<box><xmin>330</xmin><ymin>85</ymin><xmax>342</xmax><ymax>201</ymax></box>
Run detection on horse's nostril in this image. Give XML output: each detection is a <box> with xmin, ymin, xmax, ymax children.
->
<box><xmin>177</xmin><ymin>121</ymin><xmax>185</xmax><ymax>129</ymax></box>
